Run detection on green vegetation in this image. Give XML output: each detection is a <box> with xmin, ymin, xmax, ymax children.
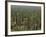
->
<box><xmin>11</xmin><ymin>5</ymin><xmax>41</xmax><ymax>31</ymax></box>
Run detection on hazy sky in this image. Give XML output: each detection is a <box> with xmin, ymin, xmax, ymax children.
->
<box><xmin>11</xmin><ymin>5</ymin><xmax>41</xmax><ymax>10</ymax></box>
